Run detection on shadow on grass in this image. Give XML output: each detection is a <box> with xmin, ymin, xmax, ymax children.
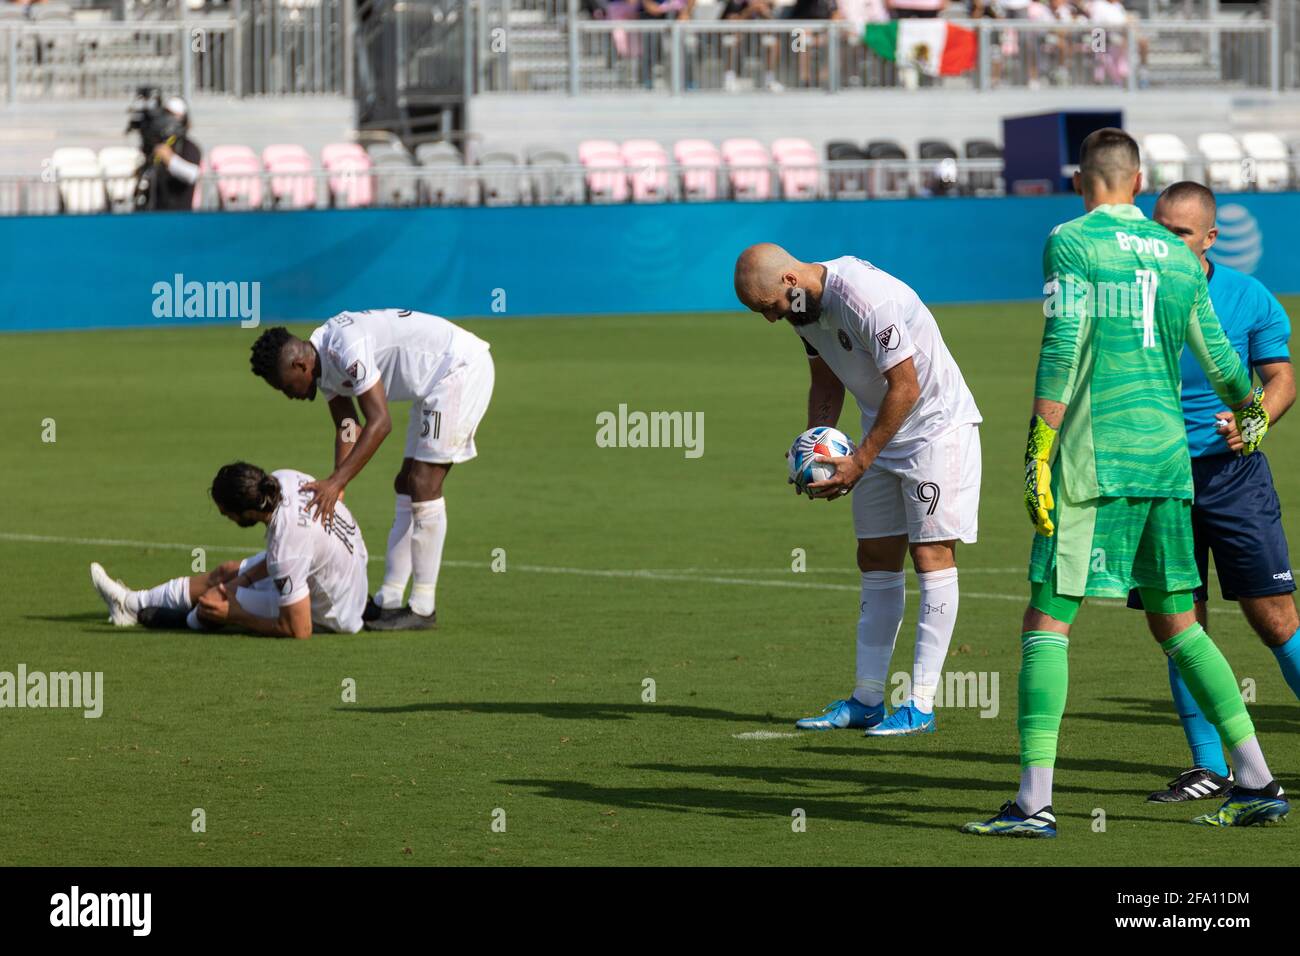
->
<box><xmin>340</xmin><ymin>701</ymin><xmax>787</xmax><ymax>724</ymax></box>
<box><xmin>24</xmin><ymin>612</ymin><xmax>110</xmax><ymax>624</ymax></box>
<box><xmin>1074</xmin><ymin>695</ymin><xmax>1300</xmax><ymax>734</ymax></box>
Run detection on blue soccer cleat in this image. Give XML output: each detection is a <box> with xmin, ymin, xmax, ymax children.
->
<box><xmin>1192</xmin><ymin>783</ymin><xmax>1290</xmax><ymax>828</ymax></box>
<box><xmin>961</xmin><ymin>801</ymin><xmax>1057</xmax><ymax>838</ymax></box>
<box><xmin>795</xmin><ymin>698</ymin><xmax>883</xmax><ymax>731</ymax></box>
<box><xmin>863</xmin><ymin>702</ymin><xmax>936</xmax><ymax>737</ymax></box>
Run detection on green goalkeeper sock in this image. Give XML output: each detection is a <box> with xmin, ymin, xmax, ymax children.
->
<box><xmin>1017</xmin><ymin>631</ymin><xmax>1069</xmax><ymax>809</ymax></box>
<box><xmin>1163</xmin><ymin>623</ymin><xmax>1254</xmax><ymax>751</ymax></box>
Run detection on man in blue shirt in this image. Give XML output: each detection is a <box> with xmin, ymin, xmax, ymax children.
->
<box><xmin>1129</xmin><ymin>181</ymin><xmax>1300</xmax><ymax>802</ymax></box>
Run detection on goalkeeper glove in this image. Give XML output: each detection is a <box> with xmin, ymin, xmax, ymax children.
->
<box><xmin>1024</xmin><ymin>414</ymin><xmax>1058</xmax><ymax>537</ymax></box>
<box><xmin>1233</xmin><ymin>386</ymin><xmax>1269</xmax><ymax>455</ymax></box>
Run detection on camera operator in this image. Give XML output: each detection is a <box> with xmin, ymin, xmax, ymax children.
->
<box><xmin>133</xmin><ymin>94</ymin><xmax>203</xmax><ymax>212</ymax></box>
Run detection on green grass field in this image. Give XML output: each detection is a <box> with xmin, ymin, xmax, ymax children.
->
<box><xmin>3</xmin><ymin>305</ymin><xmax>1299</xmax><ymax>866</ymax></box>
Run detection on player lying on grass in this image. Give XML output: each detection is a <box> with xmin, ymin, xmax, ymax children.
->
<box><xmin>89</xmin><ymin>462</ymin><xmax>369</xmax><ymax>637</ymax></box>
<box><xmin>1128</xmin><ymin>181</ymin><xmax>1300</xmax><ymax>804</ymax></box>
<box><xmin>734</xmin><ymin>243</ymin><xmax>983</xmax><ymax>737</ymax></box>
<box><xmin>250</xmin><ymin>309</ymin><xmax>494</xmax><ymax>632</ymax></box>
<box><xmin>963</xmin><ymin>128</ymin><xmax>1287</xmax><ymax>838</ymax></box>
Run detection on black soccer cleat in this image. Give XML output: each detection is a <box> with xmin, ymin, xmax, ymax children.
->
<box><xmin>363</xmin><ymin>607</ymin><xmax>437</xmax><ymax>632</ymax></box>
<box><xmin>363</xmin><ymin>595</ymin><xmax>408</xmax><ymax>625</ymax></box>
<box><xmin>1148</xmin><ymin>767</ymin><xmax>1234</xmax><ymax>803</ymax></box>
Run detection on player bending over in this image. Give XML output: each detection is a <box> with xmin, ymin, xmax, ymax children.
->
<box><xmin>963</xmin><ymin>129</ymin><xmax>1287</xmax><ymax>838</ymax></box>
<box><xmin>89</xmin><ymin>462</ymin><xmax>369</xmax><ymax>637</ymax></box>
<box><xmin>1126</xmin><ymin>181</ymin><xmax>1300</xmax><ymax>803</ymax></box>
<box><xmin>735</xmin><ymin>243</ymin><xmax>983</xmax><ymax>737</ymax></box>
<box><xmin>249</xmin><ymin>309</ymin><xmax>493</xmax><ymax>631</ymax></box>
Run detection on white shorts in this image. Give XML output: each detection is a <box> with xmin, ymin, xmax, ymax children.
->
<box><xmin>232</xmin><ymin>552</ymin><xmax>363</xmax><ymax>634</ymax></box>
<box><xmin>851</xmin><ymin>423</ymin><xmax>981</xmax><ymax>543</ymax></box>
<box><xmin>404</xmin><ymin>349</ymin><xmax>495</xmax><ymax>465</ymax></box>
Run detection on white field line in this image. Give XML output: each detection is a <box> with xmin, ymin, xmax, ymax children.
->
<box><xmin>0</xmin><ymin>530</ymin><xmax>1237</xmax><ymax>614</ymax></box>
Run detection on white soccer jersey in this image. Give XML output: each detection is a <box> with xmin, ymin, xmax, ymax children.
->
<box><xmin>797</xmin><ymin>257</ymin><xmax>982</xmax><ymax>457</ymax></box>
<box><xmin>309</xmin><ymin>309</ymin><xmax>491</xmax><ymax>403</ymax></box>
<box><xmin>264</xmin><ymin>468</ymin><xmax>369</xmax><ymax>634</ymax></box>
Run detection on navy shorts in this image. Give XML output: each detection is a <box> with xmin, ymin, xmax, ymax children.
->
<box><xmin>1128</xmin><ymin>451</ymin><xmax>1295</xmax><ymax>608</ymax></box>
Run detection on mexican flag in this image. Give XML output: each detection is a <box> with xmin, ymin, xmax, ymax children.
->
<box><xmin>863</xmin><ymin>20</ymin><xmax>978</xmax><ymax>77</ymax></box>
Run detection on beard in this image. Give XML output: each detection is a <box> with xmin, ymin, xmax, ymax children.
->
<box><xmin>787</xmin><ymin>309</ymin><xmax>819</xmax><ymax>327</ymax></box>
<box><xmin>236</xmin><ymin>517</ymin><xmax>258</xmax><ymax>528</ymax></box>
<box><xmin>305</xmin><ymin>380</ymin><xmax>318</xmax><ymax>402</ymax></box>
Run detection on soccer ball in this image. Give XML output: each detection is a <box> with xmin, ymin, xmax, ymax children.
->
<box><xmin>787</xmin><ymin>426</ymin><xmax>857</xmax><ymax>497</ymax></box>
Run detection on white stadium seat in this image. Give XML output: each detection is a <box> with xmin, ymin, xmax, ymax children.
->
<box><xmin>1239</xmin><ymin>132</ymin><xmax>1290</xmax><ymax>192</ymax></box>
<box><xmin>50</xmin><ymin>147</ymin><xmax>106</xmax><ymax>214</ymax></box>
<box><xmin>1140</xmin><ymin>133</ymin><xmax>1188</xmax><ymax>192</ymax></box>
<box><xmin>1197</xmin><ymin>133</ymin><xmax>1246</xmax><ymax>193</ymax></box>
<box><xmin>97</xmin><ymin>146</ymin><xmax>143</xmax><ymax>212</ymax></box>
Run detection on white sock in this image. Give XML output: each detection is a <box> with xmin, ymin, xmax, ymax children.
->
<box><xmin>377</xmin><ymin>494</ymin><xmax>413</xmax><ymax>609</ymax></box>
<box><xmin>127</xmin><ymin>575</ymin><xmax>191</xmax><ymax>615</ymax></box>
<box><xmin>1229</xmin><ymin>736</ymin><xmax>1273</xmax><ymax>790</ymax></box>
<box><xmin>851</xmin><ymin>570</ymin><xmax>906</xmax><ymax>707</ymax></box>
<box><xmin>1017</xmin><ymin>766</ymin><xmax>1053</xmax><ymax>813</ymax></box>
<box><xmin>911</xmin><ymin>568</ymin><xmax>959</xmax><ymax>714</ymax></box>
<box><xmin>409</xmin><ymin>497</ymin><xmax>447</xmax><ymax>616</ymax></box>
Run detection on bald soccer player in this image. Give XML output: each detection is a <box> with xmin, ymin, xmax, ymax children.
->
<box><xmin>735</xmin><ymin>243</ymin><xmax>983</xmax><ymax>737</ymax></box>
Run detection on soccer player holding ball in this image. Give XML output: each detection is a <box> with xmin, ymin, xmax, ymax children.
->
<box><xmin>250</xmin><ymin>309</ymin><xmax>494</xmax><ymax>631</ymax></box>
<box><xmin>734</xmin><ymin>243</ymin><xmax>983</xmax><ymax>737</ymax></box>
<box><xmin>1128</xmin><ymin>181</ymin><xmax>1300</xmax><ymax>804</ymax></box>
<box><xmin>89</xmin><ymin>462</ymin><xmax>369</xmax><ymax>637</ymax></box>
<box><xmin>963</xmin><ymin>129</ymin><xmax>1287</xmax><ymax>837</ymax></box>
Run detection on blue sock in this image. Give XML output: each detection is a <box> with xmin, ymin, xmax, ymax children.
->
<box><xmin>1167</xmin><ymin>656</ymin><xmax>1230</xmax><ymax>777</ymax></box>
<box><xmin>1271</xmin><ymin>628</ymin><xmax>1300</xmax><ymax>700</ymax></box>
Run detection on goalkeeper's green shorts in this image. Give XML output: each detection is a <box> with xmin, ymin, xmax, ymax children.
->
<box><xmin>1028</xmin><ymin>477</ymin><xmax>1201</xmax><ymax>602</ymax></box>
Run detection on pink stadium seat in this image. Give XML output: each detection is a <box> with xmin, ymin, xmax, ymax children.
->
<box><xmin>583</xmin><ymin>154</ymin><xmax>630</xmax><ymax>204</ymax></box>
<box><xmin>771</xmin><ymin>138</ymin><xmax>819</xmax><ymax>201</ymax></box>
<box><xmin>578</xmin><ymin>140</ymin><xmax>621</xmax><ymax>164</ymax></box>
<box><xmin>262</xmin><ymin>144</ymin><xmax>317</xmax><ymax>210</ymax></box>
<box><xmin>321</xmin><ymin>142</ymin><xmax>374</xmax><ymax>208</ymax></box>
<box><xmin>621</xmin><ymin>139</ymin><xmax>669</xmax><ymax>203</ymax></box>
<box><xmin>673</xmin><ymin>139</ymin><xmax>721</xmax><ymax>202</ymax></box>
<box><xmin>209</xmin><ymin>144</ymin><xmax>263</xmax><ymax>210</ymax></box>
<box><xmin>721</xmin><ymin>138</ymin><xmax>772</xmax><ymax>201</ymax></box>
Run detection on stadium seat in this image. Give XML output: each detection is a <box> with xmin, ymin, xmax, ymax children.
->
<box><xmin>209</xmin><ymin>144</ymin><xmax>263</xmax><ymax>211</ymax></box>
<box><xmin>262</xmin><ymin>144</ymin><xmax>317</xmax><ymax>210</ymax></box>
<box><xmin>583</xmin><ymin>154</ymin><xmax>631</xmax><ymax>204</ymax></box>
<box><xmin>771</xmin><ymin>138</ymin><xmax>819</xmax><ymax>201</ymax></box>
<box><xmin>578</xmin><ymin>140</ymin><xmax>622</xmax><ymax>165</ymax></box>
<box><xmin>50</xmin><ymin>147</ymin><xmax>106</xmax><ymax>214</ymax></box>
<box><xmin>917</xmin><ymin>139</ymin><xmax>959</xmax><ymax>196</ymax></box>
<box><xmin>369</xmin><ymin>144</ymin><xmax>419</xmax><ymax>208</ymax></box>
<box><xmin>416</xmin><ymin>141</ymin><xmax>475</xmax><ymax>206</ymax></box>
<box><xmin>864</xmin><ymin>140</ymin><xmax>909</xmax><ymax>198</ymax></box>
<box><xmin>525</xmin><ymin>145</ymin><xmax>581</xmax><ymax>206</ymax></box>
<box><xmin>477</xmin><ymin>147</ymin><xmax>525</xmax><ymax>207</ymax></box>
<box><xmin>673</xmin><ymin>139</ymin><xmax>722</xmax><ymax>202</ymax></box>
<box><xmin>621</xmin><ymin>139</ymin><xmax>671</xmax><ymax>203</ymax></box>
<box><xmin>964</xmin><ymin>139</ymin><xmax>1003</xmax><ymax>196</ymax></box>
<box><xmin>97</xmin><ymin>146</ymin><xmax>143</xmax><ymax>212</ymax></box>
<box><xmin>1141</xmin><ymin>133</ymin><xmax>1190</xmax><ymax>192</ymax></box>
<box><xmin>321</xmin><ymin>142</ymin><xmax>374</xmax><ymax>209</ymax></box>
<box><xmin>1239</xmin><ymin>132</ymin><xmax>1290</xmax><ymax>192</ymax></box>
<box><xmin>720</xmin><ymin>138</ymin><xmax>772</xmax><ymax>201</ymax></box>
<box><xmin>1197</xmin><ymin>133</ymin><xmax>1246</xmax><ymax>193</ymax></box>
<box><xmin>826</xmin><ymin>140</ymin><xmax>869</xmax><ymax>200</ymax></box>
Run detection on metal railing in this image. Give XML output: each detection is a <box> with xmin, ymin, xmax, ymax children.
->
<box><xmin>0</xmin><ymin>0</ymin><xmax>349</xmax><ymax>102</ymax></box>
<box><xmin>475</xmin><ymin>16</ymin><xmax>1281</xmax><ymax>94</ymax></box>
<box><xmin>10</xmin><ymin>150</ymin><xmax>1300</xmax><ymax>216</ymax></box>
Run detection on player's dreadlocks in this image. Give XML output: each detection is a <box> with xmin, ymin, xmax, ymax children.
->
<box><xmin>249</xmin><ymin>326</ymin><xmax>294</xmax><ymax>386</ymax></box>
<box><xmin>210</xmin><ymin>462</ymin><xmax>281</xmax><ymax>520</ymax></box>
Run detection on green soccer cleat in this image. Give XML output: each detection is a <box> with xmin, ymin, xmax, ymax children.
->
<box><xmin>961</xmin><ymin>801</ymin><xmax>1057</xmax><ymax>838</ymax></box>
<box><xmin>1192</xmin><ymin>783</ymin><xmax>1289</xmax><ymax>828</ymax></box>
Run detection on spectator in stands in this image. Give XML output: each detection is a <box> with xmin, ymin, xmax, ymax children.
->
<box><xmin>139</xmin><ymin>96</ymin><xmax>202</xmax><ymax>212</ymax></box>
<box><xmin>887</xmin><ymin>0</ymin><xmax>946</xmax><ymax>18</ymax></box>
<box><xmin>636</xmin><ymin>0</ymin><xmax>693</xmax><ymax>88</ymax></box>
<box><xmin>1087</xmin><ymin>0</ymin><xmax>1148</xmax><ymax>87</ymax></box>
<box><xmin>721</xmin><ymin>0</ymin><xmax>780</xmax><ymax>92</ymax></box>
<box><xmin>780</xmin><ymin>0</ymin><xmax>842</xmax><ymax>89</ymax></box>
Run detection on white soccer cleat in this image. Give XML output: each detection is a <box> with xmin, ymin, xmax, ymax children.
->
<box><xmin>90</xmin><ymin>562</ymin><xmax>137</xmax><ymax>627</ymax></box>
